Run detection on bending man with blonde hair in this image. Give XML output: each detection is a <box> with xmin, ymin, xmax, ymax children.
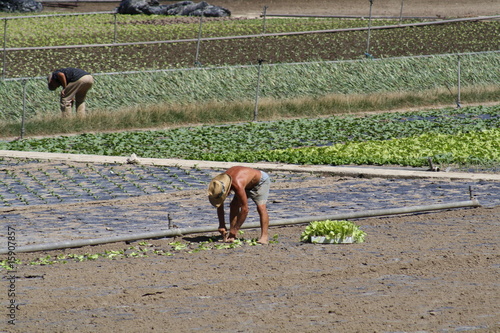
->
<box><xmin>208</xmin><ymin>166</ymin><xmax>271</xmax><ymax>244</ymax></box>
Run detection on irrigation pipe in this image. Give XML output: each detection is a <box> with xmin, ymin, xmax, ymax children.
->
<box><xmin>2</xmin><ymin>199</ymin><xmax>480</xmax><ymax>254</ymax></box>
<box><xmin>263</xmin><ymin>14</ymin><xmax>440</xmax><ymax>20</ymax></box>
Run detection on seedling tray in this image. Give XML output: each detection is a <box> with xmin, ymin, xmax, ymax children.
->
<box><xmin>311</xmin><ymin>236</ymin><xmax>354</xmax><ymax>244</ymax></box>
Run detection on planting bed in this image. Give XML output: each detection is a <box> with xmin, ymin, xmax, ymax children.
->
<box><xmin>1</xmin><ymin>157</ymin><xmax>499</xmax><ymax>246</ymax></box>
<box><xmin>3</xmin><ymin>1</ymin><xmax>499</xmax><ymax>78</ymax></box>
<box><xmin>3</xmin><ymin>155</ymin><xmax>499</xmax><ymax>332</ymax></box>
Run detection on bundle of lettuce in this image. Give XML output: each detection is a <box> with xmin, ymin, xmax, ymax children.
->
<box><xmin>300</xmin><ymin>220</ymin><xmax>366</xmax><ymax>243</ymax></box>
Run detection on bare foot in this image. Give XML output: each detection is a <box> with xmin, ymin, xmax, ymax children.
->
<box><xmin>218</xmin><ymin>228</ymin><xmax>227</xmax><ymax>242</ymax></box>
<box><xmin>257</xmin><ymin>237</ymin><xmax>268</xmax><ymax>245</ymax></box>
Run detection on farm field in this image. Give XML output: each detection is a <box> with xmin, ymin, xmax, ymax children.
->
<box><xmin>3</xmin><ymin>170</ymin><xmax>500</xmax><ymax>332</ymax></box>
<box><xmin>3</xmin><ymin>14</ymin><xmax>500</xmax><ymax>78</ymax></box>
<box><xmin>1</xmin><ymin>0</ymin><xmax>499</xmax><ymax>125</ymax></box>
<box><xmin>1</xmin><ymin>1</ymin><xmax>499</xmax><ymax>332</ymax></box>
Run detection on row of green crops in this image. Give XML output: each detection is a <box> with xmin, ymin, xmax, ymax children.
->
<box><xmin>2</xmin><ymin>14</ymin><xmax>407</xmax><ymax>48</ymax></box>
<box><xmin>2</xmin><ymin>105</ymin><xmax>499</xmax><ymax>168</ymax></box>
<box><xmin>224</xmin><ymin>129</ymin><xmax>500</xmax><ymax>167</ymax></box>
<box><xmin>2</xmin><ymin>16</ymin><xmax>499</xmax><ymax>78</ymax></box>
<box><xmin>0</xmin><ymin>236</ymin><xmax>280</xmax><ymax>271</ymax></box>
<box><xmin>1</xmin><ymin>52</ymin><xmax>498</xmax><ymax>121</ymax></box>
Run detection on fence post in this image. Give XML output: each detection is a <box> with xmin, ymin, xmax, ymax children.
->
<box><xmin>2</xmin><ymin>19</ymin><xmax>7</xmax><ymax>80</ymax></box>
<box><xmin>456</xmin><ymin>54</ymin><xmax>461</xmax><ymax>108</ymax></box>
<box><xmin>399</xmin><ymin>0</ymin><xmax>404</xmax><ymax>25</ymax></box>
<box><xmin>113</xmin><ymin>13</ymin><xmax>118</xmax><ymax>43</ymax></box>
<box><xmin>262</xmin><ymin>5</ymin><xmax>268</xmax><ymax>34</ymax></box>
<box><xmin>253</xmin><ymin>59</ymin><xmax>264</xmax><ymax>121</ymax></box>
<box><xmin>194</xmin><ymin>14</ymin><xmax>203</xmax><ymax>66</ymax></box>
<box><xmin>21</xmin><ymin>79</ymin><xmax>27</xmax><ymax>139</ymax></box>
<box><xmin>365</xmin><ymin>0</ymin><xmax>374</xmax><ymax>58</ymax></box>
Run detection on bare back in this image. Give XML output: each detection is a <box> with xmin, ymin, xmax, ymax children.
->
<box><xmin>225</xmin><ymin>166</ymin><xmax>261</xmax><ymax>194</ymax></box>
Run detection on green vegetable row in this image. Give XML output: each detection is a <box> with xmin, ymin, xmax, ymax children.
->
<box><xmin>3</xmin><ymin>14</ymin><xmax>499</xmax><ymax>78</ymax></box>
<box><xmin>3</xmin><ymin>15</ymin><xmax>401</xmax><ymax>48</ymax></box>
<box><xmin>2</xmin><ymin>105</ymin><xmax>498</xmax><ymax>169</ymax></box>
<box><xmin>229</xmin><ymin>128</ymin><xmax>500</xmax><ymax>167</ymax></box>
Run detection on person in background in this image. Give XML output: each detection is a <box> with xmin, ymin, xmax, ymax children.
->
<box><xmin>48</xmin><ymin>67</ymin><xmax>94</xmax><ymax>117</ymax></box>
<box><xmin>208</xmin><ymin>166</ymin><xmax>271</xmax><ymax>244</ymax></box>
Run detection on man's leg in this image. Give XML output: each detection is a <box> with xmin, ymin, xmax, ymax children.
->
<box><xmin>60</xmin><ymin>80</ymin><xmax>80</xmax><ymax>117</ymax></box>
<box><xmin>256</xmin><ymin>204</ymin><xmax>269</xmax><ymax>244</ymax></box>
<box><xmin>60</xmin><ymin>95</ymin><xmax>73</xmax><ymax>117</ymax></box>
<box><xmin>75</xmin><ymin>75</ymin><xmax>94</xmax><ymax>117</ymax></box>
<box><xmin>249</xmin><ymin>173</ymin><xmax>271</xmax><ymax>244</ymax></box>
<box><xmin>75</xmin><ymin>101</ymin><xmax>86</xmax><ymax>117</ymax></box>
<box><xmin>227</xmin><ymin>199</ymin><xmax>242</xmax><ymax>242</ymax></box>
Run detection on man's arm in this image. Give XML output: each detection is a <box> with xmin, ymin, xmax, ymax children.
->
<box><xmin>216</xmin><ymin>205</ymin><xmax>227</xmax><ymax>239</ymax></box>
<box><xmin>230</xmin><ymin>183</ymin><xmax>249</xmax><ymax>231</ymax></box>
<box><xmin>56</xmin><ymin>72</ymin><xmax>68</xmax><ymax>88</ymax></box>
<box><xmin>58</xmin><ymin>73</ymin><xmax>69</xmax><ymax>99</ymax></box>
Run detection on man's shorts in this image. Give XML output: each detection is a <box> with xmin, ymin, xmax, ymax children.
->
<box><xmin>246</xmin><ymin>171</ymin><xmax>271</xmax><ymax>206</ymax></box>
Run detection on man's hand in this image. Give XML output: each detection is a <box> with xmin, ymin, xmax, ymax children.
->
<box><xmin>225</xmin><ymin>233</ymin><xmax>237</xmax><ymax>243</ymax></box>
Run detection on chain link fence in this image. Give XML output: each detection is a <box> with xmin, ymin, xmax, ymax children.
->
<box><xmin>1</xmin><ymin>50</ymin><xmax>498</xmax><ymax>122</ymax></box>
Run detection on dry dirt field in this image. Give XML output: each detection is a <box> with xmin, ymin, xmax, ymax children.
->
<box><xmin>4</xmin><ymin>202</ymin><xmax>500</xmax><ymax>332</ymax></box>
<box><xmin>2</xmin><ymin>1</ymin><xmax>500</xmax><ymax>332</ymax></box>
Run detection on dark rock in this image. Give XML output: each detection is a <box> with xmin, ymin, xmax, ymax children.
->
<box><xmin>116</xmin><ymin>0</ymin><xmax>230</xmax><ymax>17</ymax></box>
<box><xmin>0</xmin><ymin>0</ymin><xmax>42</xmax><ymax>12</ymax></box>
<box><xmin>116</xmin><ymin>0</ymin><xmax>148</xmax><ymax>14</ymax></box>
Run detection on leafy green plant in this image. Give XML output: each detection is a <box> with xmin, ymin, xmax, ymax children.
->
<box><xmin>269</xmin><ymin>234</ymin><xmax>279</xmax><ymax>244</ymax></box>
<box><xmin>29</xmin><ymin>255</ymin><xmax>59</xmax><ymax>265</ymax></box>
<box><xmin>169</xmin><ymin>241</ymin><xmax>187</xmax><ymax>251</ymax></box>
<box><xmin>189</xmin><ymin>242</ymin><xmax>213</xmax><ymax>253</ymax></box>
<box><xmin>0</xmin><ymin>259</ymin><xmax>21</xmax><ymax>270</ymax></box>
<box><xmin>300</xmin><ymin>220</ymin><xmax>366</xmax><ymax>243</ymax></box>
<box><xmin>102</xmin><ymin>250</ymin><xmax>124</xmax><ymax>259</ymax></box>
